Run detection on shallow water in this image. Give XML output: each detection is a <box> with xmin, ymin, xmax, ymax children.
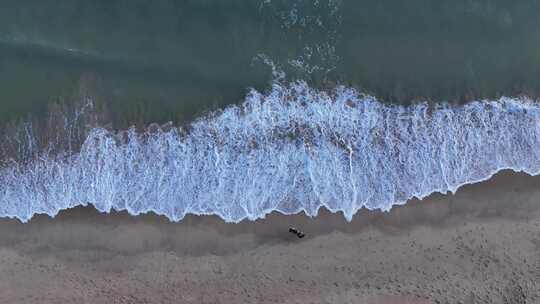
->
<box><xmin>1</xmin><ymin>0</ymin><xmax>540</xmax><ymax>124</ymax></box>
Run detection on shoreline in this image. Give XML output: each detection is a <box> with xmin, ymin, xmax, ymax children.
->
<box><xmin>0</xmin><ymin>170</ymin><xmax>539</xmax><ymax>303</ymax></box>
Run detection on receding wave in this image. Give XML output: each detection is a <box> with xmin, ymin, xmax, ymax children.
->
<box><xmin>1</xmin><ymin>81</ymin><xmax>539</xmax><ymax>222</ymax></box>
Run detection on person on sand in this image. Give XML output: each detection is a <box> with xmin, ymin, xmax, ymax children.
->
<box><xmin>289</xmin><ymin>227</ymin><xmax>305</xmax><ymax>238</ymax></box>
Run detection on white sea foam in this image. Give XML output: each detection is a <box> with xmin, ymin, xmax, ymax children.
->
<box><xmin>1</xmin><ymin>81</ymin><xmax>540</xmax><ymax>222</ymax></box>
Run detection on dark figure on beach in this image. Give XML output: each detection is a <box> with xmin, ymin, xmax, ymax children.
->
<box><xmin>289</xmin><ymin>227</ymin><xmax>305</xmax><ymax>238</ymax></box>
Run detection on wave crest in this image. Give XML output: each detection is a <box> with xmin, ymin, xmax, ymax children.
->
<box><xmin>1</xmin><ymin>82</ymin><xmax>539</xmax><ymax>222</ymax></box>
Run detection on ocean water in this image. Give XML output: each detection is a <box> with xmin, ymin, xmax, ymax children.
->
<box><xmin>1</xmin><ymin>0</ymin><xmax>540</xmax><ymax>222</ymax></box>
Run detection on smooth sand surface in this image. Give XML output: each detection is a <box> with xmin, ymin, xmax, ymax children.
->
<box><xmin>0</xmin><ymin>170</ymin><xmax>539</xmax><ymax>303</ymax></box>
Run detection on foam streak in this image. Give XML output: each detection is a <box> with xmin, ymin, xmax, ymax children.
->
<box><xmin>1</xmin><ymin>82</ymin><xmax>539</xmax><ymax>222</ymax></box>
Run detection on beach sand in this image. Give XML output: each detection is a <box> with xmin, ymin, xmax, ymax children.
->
<box><xmin>0</xmin><ymin>170</ymin><xmax>539</xmax><ymax>303</ymax></box>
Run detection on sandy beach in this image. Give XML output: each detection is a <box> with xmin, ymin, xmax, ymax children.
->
<box><xmin>0</xmin><ymin>170</ymin><xmax>539</xmax><ymax>303</ymax></box>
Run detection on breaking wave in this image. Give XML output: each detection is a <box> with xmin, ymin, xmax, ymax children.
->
<box><xmin>1</xmin><ymin>81</ymin><xmax>540</xmax><ymax>222</ymax></box>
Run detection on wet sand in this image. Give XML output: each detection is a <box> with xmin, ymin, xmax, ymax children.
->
<box><xmin>0</xmin><ymin>170</ymin><xmax>539</xmax><ymax>303</ymax></box>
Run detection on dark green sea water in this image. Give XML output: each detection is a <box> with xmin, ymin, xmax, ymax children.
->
<box><xmin>2</xmin><ymin>0</ymin><xmax>540</xmax><ymax>226</ymax></box>
<box><xmin>1</xmin><ymin>0</ymin><xmax>540</xmax><ymax>125</ymax></box>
